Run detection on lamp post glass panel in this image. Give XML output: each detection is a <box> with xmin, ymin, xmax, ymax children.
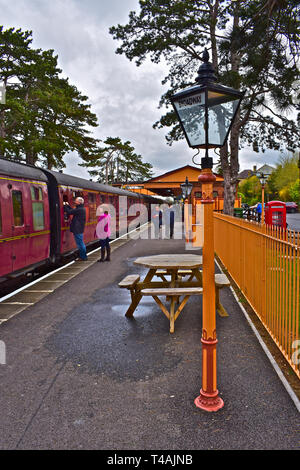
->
<box><xmin>171</xmin><ymin>49</ymin><xmax>244</xmax><ymax>412</ymax></box>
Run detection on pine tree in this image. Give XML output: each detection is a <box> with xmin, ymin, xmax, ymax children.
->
<box><xmin>110</xmin><ymin>0</ymin><xmax>300</xmax><ymax>214</ymax></box>
<box><xmin>0</xmin><ymin>26</ymin><xmax>99</xmax><ymax>168</ymax></box>
<box><xmin>79</xmin><ymin>136</ymin><xmax>153</xmax><ymax>184</ymax></box>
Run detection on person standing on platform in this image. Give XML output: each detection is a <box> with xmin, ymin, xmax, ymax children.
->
<box><xmin>256</xmin><ymin>202</ymin><xmax>262</xmax><ymax>222</ymax></box>
<box><xmin>165</xmin><ymin>203</ymin><xmax>175</xmax><ymax>239</ymax></box>
<box><xmin>63</xmin><ymin>197</ymin><xmax>88</xmax><ymax>261</ymax></box>
<box><xmin>95</xmin><ymin>207</ymin><xmax>111</xmax><ymax>262</ymax></box>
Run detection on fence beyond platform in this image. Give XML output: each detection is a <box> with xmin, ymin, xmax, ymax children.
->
<box><xmin>214</xmin><ymin>213</ymin><xmax>300</xmax><ymax>379</ymax></box>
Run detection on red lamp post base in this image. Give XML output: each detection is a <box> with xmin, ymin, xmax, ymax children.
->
<box><xmin>194</xmin><ymin>389</ymin><xmax>224</xmax><ymax>412</ymax></box>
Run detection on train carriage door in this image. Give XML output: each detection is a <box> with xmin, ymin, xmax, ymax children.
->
<box><xmin>10</xmin><ymin>182</ymin><xmax>28</xmax><ymax>272</ymax></box>
<box><xmin>0</xmin><ymin>183</ymin><xmax>13</xmax><ymax>278</ymax></box>
<box><xmin>27</xmin><ymin>185</ymin><xmax>48</xmax><ymax>265</ymax></box>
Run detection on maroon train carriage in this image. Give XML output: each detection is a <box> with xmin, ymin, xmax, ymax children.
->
<box><xmin>0</xmin><ymin>159</ymin><xmax>51</xmax><ymax>280</ymax></box>
<box><xmin>42</xmin><ymin>168</ymin><xmax>150</xmax><ymax>262</ymax></box>
<box><xmin>0</xmin><ymin>159</ymin><xmax>160</xmax><ymax>282</ymax></box>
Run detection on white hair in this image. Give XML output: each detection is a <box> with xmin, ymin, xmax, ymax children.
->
<box><xmin>76</xmin><ymin>197</ymin><xmax>84</xmax><ymax>204</ymax></box>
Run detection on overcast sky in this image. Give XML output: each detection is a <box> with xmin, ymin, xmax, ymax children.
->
<box><xmin>1</xmin><ymin>0</ymin><xmax>286</xmax><ymax>178</ymax></box>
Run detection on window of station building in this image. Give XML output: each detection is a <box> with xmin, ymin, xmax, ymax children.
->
<box><xmin>30</xmin><ymin>186</ymin><xmax>45</xmax><ymax>230</ymax></box>
<box><xmin>194</xmin><ymin>191</ymin><xmax>202</xmax><ymax>198</ymax></box>
<box><xmin>12</xmin><ymin>190</ymin><xmax>24</xmax><ymax>226</ymax></box>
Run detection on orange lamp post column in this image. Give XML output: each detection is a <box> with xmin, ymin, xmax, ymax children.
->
<box><xmin>194</xmin><ymin>168</ymin><xmax>224</xmax><ymax>412</ymax></box>
<box><xmin>257</xmin><ymin>172</ymin><xmax>268</xmax><ymax>224</ymax></box>
<box><xmin>261</xmin><ymin>184</ymin><xmax>265</xmax><ymax>225</ymax></box>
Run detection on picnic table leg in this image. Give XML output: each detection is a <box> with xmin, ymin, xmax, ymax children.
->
<box><xmin>125</xmin><ymin>292</ymin><xmax>142</xmax><ymax>317</ymax></box>
<box><xmin>125</xmin><ymin>268</ymin><xmax>156</xmax><ymax>317</ymax></box>
<box><xmin>169</xmin><ymin>297</ymin><xmax>175</xmax><ymax>333</ymax></box>
<box><xmin>215</xmin><ymin>289</ymin><xmax>229</xmax><ymax>317</ymax></box>
<box><xmin>193</xmin><ymin>269</ymin><xmax>203</xmax><ymax>286</ymax></box>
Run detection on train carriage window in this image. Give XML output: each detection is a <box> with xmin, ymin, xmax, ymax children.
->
<box><xmin>30</xmin><ymin>186</ymin><xmax>43</xmax><ymax>201</ymax></box>
<box><xmin>73</xmin><ymin>191</ymin><xmax>83</xmax><ymax>199</ymax></box>
<box><xmin>30</xmin><ymin>185</ymin><xmax>44</xmax><ymax>230</ymax></box>
<box><xmin>88</xmin><ymin>193</ymin><xmax>97</xmax><ymax>222</ymax></box>
<box><xmin>12</xmin><ymin>190</ymin><xmax>24</xmax><ymax>226</ymax></box>
<box><xmin>32</xmin><ymin>202</ymin><xmax>45</xmax><ymax>230</ymax></box>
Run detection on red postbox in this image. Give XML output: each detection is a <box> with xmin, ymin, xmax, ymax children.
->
<box><xmin>265</xmin><ymin>201</ymin><xmax>287</xmax><ymax>228</ymax></box>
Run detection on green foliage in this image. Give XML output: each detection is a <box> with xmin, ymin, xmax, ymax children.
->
<box><xmin>79</xmin><ymin>136</ymin><xmax>153</xmax><ymax>184</ymax></box>
<box><xmin>238</xmin><ymin>175</ymin><xmax>263</xmax><ymax>205</ymax></box>
<box><xmin>268</xmin><ymin>154</ymin><xmax>300</xmax><ymax>202</ymax></box>
<box><xmin>289</xmin><ymin>179</ymin><xmax>300</xmax><ymax>203</ymax></box>
<box><xmin>240</xmin><ymin>153</ymin><xmax>300</xmax><ymax>204</ymax></box>
<box><xmin>0</xmin><ymin>26</ymin><xmax>99</xmax><ymax>169</ymax></box>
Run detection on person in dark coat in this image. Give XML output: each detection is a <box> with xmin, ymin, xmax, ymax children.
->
<box><xmin>63</xmin><ymin>197</ymin><xmax>88</xmax><ymax>261</ymax></box>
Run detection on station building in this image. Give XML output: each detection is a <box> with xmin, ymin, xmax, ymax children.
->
<box><xmin>113</xmin><ymin>164</ymin><xmax>240</xmax><ymax>211</ymax></box>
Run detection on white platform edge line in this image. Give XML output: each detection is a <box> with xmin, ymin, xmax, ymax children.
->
<box><xmin>215</xmin><ymin>259</ymin><xmax>300</xmax><ymax>413</ymax></box>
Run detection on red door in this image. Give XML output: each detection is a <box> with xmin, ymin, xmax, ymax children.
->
<box><xmin>10</xmin><ymin>182</ymin><xmax>28</xmax><ymax>272</ymax></box>
<box><xmin>27</xmin><ymin>183</ymin><xmax>50</xmax><ymax>266</ymax></box>
<box><xmin>0</xmin><ymin>180</ymin><xmax>13</xmax><ymax>278</ymax></box>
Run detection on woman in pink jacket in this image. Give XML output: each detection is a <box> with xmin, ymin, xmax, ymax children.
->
<box><xmin>95</xmin><ymin>208</ymin><xmax>111</xmax><ymax>262</ymax></box>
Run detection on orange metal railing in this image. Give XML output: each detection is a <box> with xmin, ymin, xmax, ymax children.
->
<box><xmin>214</xmin><ymin>213</ymin><xmax>300</xmax><ymax>378</ymax></box>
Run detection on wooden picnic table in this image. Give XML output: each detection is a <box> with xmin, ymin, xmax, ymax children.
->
<box><xmin>119</xmin><ymin>254</ymin><xmax>203</xmax><ymax>333</ymax></box>
<box><xmin>118</xmin><ymin>254</ymin><xmax>230</xmax><ymax>333</ymax></box>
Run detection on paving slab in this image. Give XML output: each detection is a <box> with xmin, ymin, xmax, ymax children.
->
<box><xmin>0</xmin><ymin>229</ymin><xmax>299</xmax><ymax>450</ymax></box>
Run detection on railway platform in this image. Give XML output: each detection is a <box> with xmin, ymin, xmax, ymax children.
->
<box><xmin>0</xmin><ymin>223</ymin><xmax>299</xmax><ymax>451</ymax></box>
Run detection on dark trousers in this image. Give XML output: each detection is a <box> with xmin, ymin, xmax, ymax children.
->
<box><xmin>99</xmin><ymin>237</ymin><xmax>110</xmax><ymax>261</ymax></box>
<box><xmin>100</xmin><ymin>237</ymin><xmax>110</xmax><ymax>249</ymax></box>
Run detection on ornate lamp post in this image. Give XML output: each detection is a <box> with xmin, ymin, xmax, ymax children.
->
<box><xmin>181</xmin><ymin>176</ymin><xmax>193</xmax><ymax>244</ymax></box>
<box><xmin>171</xmin><ymin>49</ymin><xmax>244</xmax><ymax>411</ymax></box>
<box><xmin>257</xmin><ymin>172</ymin><xmax>268</xmax><ymax>224</ymax></box>
<box><xmin>180</xmin><ymin>176</ymin><xmax>193</xmax><ymax>200</ymax></box>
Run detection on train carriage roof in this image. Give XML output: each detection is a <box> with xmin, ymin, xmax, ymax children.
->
<box><xmin>0</xmin><ymin>158</ymin><xmax>48</xmax><ymax>182</ymax></box>
<box><xmin>43</xmin><ymin>168</ymin><xmax>142</xmax><ymax>198</ymax></box>
<box><xmin>0</xmin><ymin>159</ymin><xmax>161</xmax><ymax>202</ymax></box>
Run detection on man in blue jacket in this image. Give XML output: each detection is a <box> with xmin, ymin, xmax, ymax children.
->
<box><xmin>256</xmin><ymin>202</ymin><xmax>262</xmax><ymax>222</ymax></box>
<box><xmin>64</xmin><ymin>197</ymin><xmax>88</xmax><ymax>261</ymax></box>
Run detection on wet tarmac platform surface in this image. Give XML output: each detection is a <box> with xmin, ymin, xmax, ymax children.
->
<box><xmin>0</xmin><ymin>226</ymin><xmax>299</xmax><ymax>450</ymax></box>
